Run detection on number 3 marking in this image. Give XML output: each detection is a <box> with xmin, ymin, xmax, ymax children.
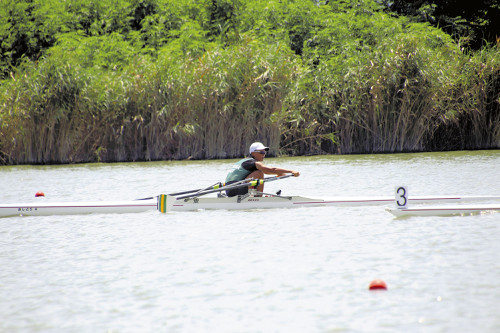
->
<box><xmin>395</xmin><ymin>186</ymin><xmax>408</xmax><ymax>208</ymax></box>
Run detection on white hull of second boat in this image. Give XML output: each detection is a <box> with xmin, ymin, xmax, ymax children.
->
<box><xmin>386</xmin><ymin>204</ymin><xmax>500</xmax><ymax>217</ymax></box>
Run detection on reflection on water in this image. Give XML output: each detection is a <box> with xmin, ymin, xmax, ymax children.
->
<box><xmin>1</xmin><ymin>150</ymin><xmax>499</xmax><ymax>332</ymax></box>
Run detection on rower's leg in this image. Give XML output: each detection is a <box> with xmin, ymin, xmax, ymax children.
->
<box><xmin>246</xmin><ymin>170</ymin><xmax>264</xmax><ymax>192</ymax></box>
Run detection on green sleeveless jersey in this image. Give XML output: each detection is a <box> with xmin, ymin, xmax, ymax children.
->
<box><xmin>225</xmin><ymin>158</ymin><xmax>257</xmax><ymax>182</ymax></box>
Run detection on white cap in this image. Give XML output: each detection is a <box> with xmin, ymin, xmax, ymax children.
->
<box><xmin>249</xmin><ymin>142</ymin><xmax>269</xmax><ymax>154</ymax></box>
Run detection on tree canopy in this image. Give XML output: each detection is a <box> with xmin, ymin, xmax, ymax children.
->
<box><xmin>2</xmin><ymin>0</ymin><xmax>498</xmax><ymax>79</ymax></box>
<box><xmin>378</xmin><ymin>0</ymin><xmax>500</xmax><ymax>49</ymax></box>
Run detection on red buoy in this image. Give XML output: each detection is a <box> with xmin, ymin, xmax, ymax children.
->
<box><xmin>35</xmin><ymin>191</ymin><xmax>45</xmax><ymax>197</ymax></box>
<box><xmin>369</xmin><ymin>279</ymin><xmax>387</xmax><ymax>290</ymax></box>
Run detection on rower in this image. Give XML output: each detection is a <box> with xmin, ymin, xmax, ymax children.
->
<box><xmin>225</xmin><ymin>142</ymin><xmax>300</xmax><ymax>197</ymax></box>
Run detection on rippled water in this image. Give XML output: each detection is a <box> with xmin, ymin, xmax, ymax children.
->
<box><xmin>1</xmin><ymin>150</ymin><xmax>499</xmax><ymax>332</ymax></box>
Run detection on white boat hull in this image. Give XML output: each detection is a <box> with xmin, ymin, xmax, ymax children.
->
<box><xmin>386</xmin><ymin>204</ymin><xmax>500</xmax><ymax>217</ymax></box>
<box><xmin>160</xmin><ymin>194</ymin><xmax>500</xmax><ymax>212</ymax></box>
<box><xmin>2</xmin><ymin>194</ymin><xmax>499</xmax><ymax>217</ymax></box>
<box><xmin>0</xmin><ymin>199</ymin><xmax>157</xmax><ymax>217</ymax></box>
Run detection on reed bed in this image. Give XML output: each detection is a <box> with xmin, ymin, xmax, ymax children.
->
<box><xmin>0</xmin><ymin>39</ymin><xmax>298</xmax><ymax>163</ymax></box>
<box><xmin>1</xmin><ymin>0</ymin><xmax>499</xmax><ymax>165</ymax></box>
<box><xmin>280</xmin><ymin>12</ymin><xmax>500</xmax><ymax>155</ymax></box>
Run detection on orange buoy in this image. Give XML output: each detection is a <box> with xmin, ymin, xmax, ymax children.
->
<box><xmin>35</xmin><ymin>191</ymin><xmax>45</xmax><ymax>197</ymax></box>
<box><xmin>369</xmin><ymin>279</ymin><xmax>387</xmax><ymax>290</ymax></box>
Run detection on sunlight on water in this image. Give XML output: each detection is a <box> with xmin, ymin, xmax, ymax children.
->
<box><xmin>1</xmin><ymin>150</ymin><xmax>499</xmax><ymax>332</ymax></box>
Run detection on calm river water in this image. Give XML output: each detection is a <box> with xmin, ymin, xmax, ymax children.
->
<box><xmin>1</xmin><ymin>150</ymin><xmax>499</xmax><ymax>332</ymax></box>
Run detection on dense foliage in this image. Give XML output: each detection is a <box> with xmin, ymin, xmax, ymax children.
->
<box><xmin>0</xmin><ymin>0</ymin><xmax>499</xmax><ymax>164</ymax></box>
<box><xmin>378</xmin><ymin>0</ymin><xmax>500</xmax><ymax>50</ymax></box>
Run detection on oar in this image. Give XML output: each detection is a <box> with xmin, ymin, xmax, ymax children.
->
<box><xmin>167</xmin><ymin>178</ymin><xmax>250</xmax><ymax>197</ymax></box>
<box><xmin>169</xmin><ymin>182</ymin><xmax>223</xmax><ymax>196</ymax></box>
<box><xmin>166</xmin><ymin>177</ymin><xmax>264</xmax><ymax>197</ymax></box>
<box><xmin>135</xmin><ymin>182</ymin><xmax>224</xmax><ymax>200</ymax></box>
<box><xmin>174</xmin><ymin>174</ymin><xmax>293</xmax><ymax>200</ymax></box>
<box><xmin>139</xmin><ymin>174</ymin><xmax>293</xmax><ymax>201</ymax></box>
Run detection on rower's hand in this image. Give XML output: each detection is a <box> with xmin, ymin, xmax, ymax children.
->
<box><xmin>291</xmin><ymin>171</ymin><xmax>300</xmax><ymax>177</ymax></box>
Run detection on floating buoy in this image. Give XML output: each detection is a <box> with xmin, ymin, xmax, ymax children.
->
<box><xmin>369</xmin><ymin>279</ymin><xmax>387</xmax><ymax>290</ymax></box>
<box><xmin>35</xmin><ymin>191</ymin><xmax>45</xmax><ymax>197</ymax></box>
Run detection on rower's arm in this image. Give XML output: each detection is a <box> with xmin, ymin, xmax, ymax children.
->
<box><xmin>255</xmin><ymin>162</ymin><xmax>300</xmax><ymax>177</ymax></box>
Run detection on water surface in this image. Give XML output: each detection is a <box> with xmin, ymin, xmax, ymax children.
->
<box><xmin>1</xmin><ymin>150</ymin><xmax>499</xmax><ymax>332</ymax></box>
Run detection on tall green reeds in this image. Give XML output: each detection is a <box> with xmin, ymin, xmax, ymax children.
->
<box><xmin>0</xmin><ymin>38</ymin><xmax>298</xmax><ymax>163</ymax></box>
<box><xmin>280</xmin><ymin>7</ymin><xmax>500</xmax><ymax>155</ymax></box>
<box><xmin>429</xmin><ymin>47</ymin><xmax>500</xmax><ymax>150</ymax></box>
<box><xmin>149</xmin><ymin>37</ymin><xmax>300</xmax><ymax>159</ymax></box>
<box><xmin>1</xmin><ymin>0</ymin><xmax>499</xmax><ymax>165</ymax></box>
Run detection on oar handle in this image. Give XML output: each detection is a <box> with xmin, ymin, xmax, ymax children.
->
<box><xmin>266</xmin><ymin>174</ymin><xmax>294</xmax><ymax>182</ymax></box>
